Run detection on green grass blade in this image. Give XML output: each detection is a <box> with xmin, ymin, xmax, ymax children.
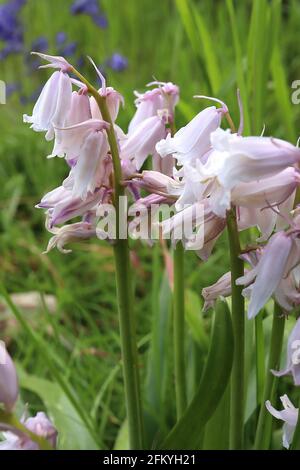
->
<box><xmin>192</xmin><ymin>5</ymin><xmax>222</xmax><ymax>95</ymax></box>
<box><xmin>0</xmin><ymin>286</ymin><xmax>101</xmax><ymax>447</ymax></box>
<box><xmin>226</xmin><ymin>0</ymin><xmax>251</xmax><ymax>134</ymax></box>
<box><xmin>271</xmin><ymin>45</ymin><xmax>297</xmax><ymax>142</ymax></box>
<box><xmin>202</xmin><ymin>383</ymin><xmax>230</xmax><ymax>450</ymax></box>
<box><xmin>160</xmin><ymin>300</ymin><xmax>233</xmax><ymax>450</ymax></box>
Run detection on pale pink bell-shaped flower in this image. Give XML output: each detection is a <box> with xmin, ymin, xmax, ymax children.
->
<box><xmin>274</xmin><ymin>269</ymin><xmax>300</xmax><ymax>312</ymax></box>
<box><xmin>0</xmin><ymin>412</ymin><xmax>57</xmax><ymax>450</ymax></box>
<box><xmin>128</xmin><ymin>88</ymin><xmax>162</xmax><ymax>133</ymax></box>
<box><xmin>160</xmin><ymin>200</ymin><xmax>226</xmax><ymax>257</ymax></box>
<box><xmin>237</xmin><ymin>206</ymin><xmax>277</xmax><ymax>242</ymax></box>
<box><xmin>50</xmin><ymin>118</ymin><xmax>109</xmax><ymax>164</ymax></box>
<box><xmin>135</xmin><ymin>170</ymin><xmax>180</xmax><ymax>195</ymax></box>
<box><xmin>24</xmin><ymin>70</ymin><xmax>73</xmax><ymax>141</ymax></box>
<box><xmin>37</xmin><ymin>185</ymin><xmax>70</xmax><ymax>209</ymax></box>
<box><xmin>210</xmin><ymin>129</ymin><xmax>300</xmax><ymax>185</ymax></box>
<box><xmin>272</xmin><ymin>317</ymin><xmax>300</xmax><ymax>385</ymax></box>
<box><xmin>158</xmin><ymin>81</ymin><xmax>180</xmax><ymax>120</ymax></box>
<box><xmin>90</xmin><ymin>87</ymin><xmax>124</xmax><ymax>122</ymax></box>
<box><xmin>121</xmin><ymin>114</ymin><xmax>167</xmax><ymax>170</ymax></box>
<box><xmin>72</xmin><ymin>129</ymin><xmax>110</xmax><ymax>200</ymax></box>
<box><xmin>128</xmin><ymin>82</ymin><xmax>179</xmax><ymax>133</ymax></box>
<box><xmin>202</xmin><ymin>271</ymin><xmax>232</xmax><ymax>311</ymax></box>
<box><xmin>130</xmin><ymin>193</ymin><xmax>172</xmax><ymax>211</ymax></box>
<box><xmin>152</xmin><ymin>152</ymin><xmax>175</xmax><ymax>177</ymax></box>
<box><xmin>239</xmin><ymin>245</ymin><xmax>300</xmax><ymax>314</ymax></box>
<box><xmin>0</xmin><ymin>342</ymin><xmax>18</xmax><ymax>411</ymax></box>
<box><xmin>231</xmin><ymin>168</ymin><xmax>300</xmax><ymax>209</ymax></box>
<box><xmin>266</xmin><ymin>395</ymin><xmax>298</xmax><ymax>449</ymax></box>
<box><xmin>236</xmin><ymin>231</ymin><xmax>294</xmax><ymax>319</ymax></box>
<box><xmin>197</xmin><ymin>128</ymin><xmax>300</xmax><ymax>216</ymax></box>
<box><xmin>155</xmin><ymin>106</ymin><xmax>224</xmax><ymax>166</ymax></box>
<box><xmin>66</xmin><ymin>90</ymin><xmax>92</xmax><ymax>125</ymax></box>
<box><xmin>44</xmin><ymin>222</ymin><xmax>96</xmax><ymax>254</ymax></box>
<box><xmin>39</xmin><ymin>186</ymin><xmax>105</xmax><ymax>228</ymax></box>
<box><xmin>121</xmin><ymin>158</ymin><xmax>136</xmax><ymax>179</ymax></box>
<box><xmin>174</xmin><ymin>161</ymin><xmax>214</xmax><ymax>210</ymax></box>
<box><xmin>51</xmin><ymin>90</ymin><xmax>92</xmax><ymax>158</ymax></box>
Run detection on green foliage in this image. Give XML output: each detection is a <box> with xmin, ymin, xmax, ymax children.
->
<box><xmin>161</xmin><ymin>300</ymin><xmax>233</xmax><ymax>450</ymax></box>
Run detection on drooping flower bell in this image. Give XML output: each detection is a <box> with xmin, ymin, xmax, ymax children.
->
<box><xmin>231</xmin><ymin>167</ymin><xmax>300</xmax><ymax>209</ymax></box>
<box><xmin>128</xmin><ymin>81</ymin><xmax>179</xmax><ymax>133</ymax></box>
<box><xmin>160</xmin><ymin>200</ymin><xmax>226</xmax><ymax>258</ymax></box>
<box><xmin>23</xmin><ymin>53</ymin><xmax>73</xmax><ymax>141</ymax></box>
<box><xmin>121</xmin><ymin>113</ymin><xmax>168</xmax><ymax>170</ymax></box>
<box><xmin>51</xmin><ymin>118</ymin><xmax>109</xmax><ymax>165</ymax></box>
<box><xmin>266</xmin><ymin>395</ymin><xmax>298</xmax><ymax>449</ymax></box>
<box><xmin>236</xmin><ymin>231</ymin><xmax>300</xmax><ymax>318</ymax></box>
<box><xmin>156</xmin><ymin>105</ymin><xmax>225</xmax><ymax>167</ymax></box>
<box><xmin>194</xmin><ymin>128</ymin><xmax>300</xmax><ymax>217</ymax></box>
<box><xmin>44</xmin><ymin>221</ymin><xmax>96</xmax><ymax>254</ymax></box>
<box><xmin>272</xmin><ymin>317</ymin><xmax>300</xmax><ymax>385</ymax></box>
<box><xmin>90</xmin><ymin>86</ymin><xmax>124</xmax><ymax>122</ymax></box>
<box><xmin>50</xmin><ymin>89</ymin><xmax>92</xmax><ymax>158</ymax></box>
<box><xmin>202</xmin><ymin>271</ymin><xmax>232</xmax><ymax>312</ymax></box>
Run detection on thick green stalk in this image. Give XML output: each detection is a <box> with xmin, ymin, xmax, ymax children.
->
<box><xmin>255</xmin><ymin>312</ymin><xmax>265</xmax><ymax>407</ymax></box>
<box><xmin>254</xmin><ymin>302</ymin><xmax>285</xmax><ymax>449</ymax></box>
<box><xmin>226</xmin><ymin>207</ymin><xmax>245</xmax><ymax>450</ymax></box>
<box><xmin>113</xmin><ymin>239</ymin><xmax>144</xmax><ymax>449</ymax></box>
<box><xmin>169</xmin><ymin>120</ymin><xmax>187</xmax><ymax>419</ymax></box>
<box><xmin>291</xmin><ymin>394</ymin><xmax>300</xmax><ymax>450</ymax></box>
<box><xmin>99</xmin><ymin>100</ymin><xmax>144</xmax><ymax>450</ymax></box>
<box><xmin>71</xmin><ymin>68</ymin><xmax>144</xmax><ymax>449</ymax></box>
<box><xmin>173</xmin><ymin>241</ymin><xmax>187</xmax><ymax>419</ymax></box>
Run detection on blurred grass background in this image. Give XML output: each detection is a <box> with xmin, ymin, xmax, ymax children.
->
<box><xmin>0</xmin><ymin>0</ymin><xmax>300</xmax><ymax>449</ymax></box>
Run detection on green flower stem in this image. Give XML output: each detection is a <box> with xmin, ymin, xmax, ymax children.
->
<box><xmin>226</xmin><ymin>207</ymin><xmax>245</xmax><ymax>450</ymax></box>
<box><xmin>173</xmin><ymin>241</ymin><xmax>187</xmax><ymax>419</ymax></box>
<box><xmin>71</xmin><ymin>67</ymin><xmax>144</xmax><ymax>449</ymax></box>
<box><xmin>255</xmin><ymin>312</ymin><xmax>265</xmax><ymax>407</ymax></box>
<box><xmin>291</xmin><ymin>394</ymin><xmax>300</xmax><ymax>450</ymax></box>
<box><xmin>113</xmin><ymin>239</ymin><xmax>144</xmax><ymax>450</ymax></box>
<box><xmin>170</xmin><ymin>117</ymin><xmax>187</xmax><ymax>420</ymax></box>
<box><xmin>0</xmin><ymin>410</ymin><xmax>53</xmax><ymax>450</ymax></box>
<box><xmin>254</xmin><ymin>302</ymin><xmax>285</xmax><ymax>450</ymax></box>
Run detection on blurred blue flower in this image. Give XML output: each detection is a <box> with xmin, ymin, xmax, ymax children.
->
<box><xmin>70</xmin><ymin>0</ymin><xmax>107</xmax><ymax>28</ymax></box>
<box><xmin>6</xmin><ymin>82</ymin><xmax>21</xmax><ymax>97</ymax></box>
<box><xmin>56</xmin><ymin>31</ymin><xmax>67</xmax><ymax>46</ymax></box>
<box><xmin>0</xmin><ymin>0</ymin><xmax>25</xmax><ymax>42</ymax></box>
<box><xmin>71</xmin><ymin>0</ymin><xmax>99</xmax><ymax>16</ymax></box>
<box><xmin>76</xmin><ymin>55</ymin><xmax>85</xmax><ymax>69</ymax></box>
<box><xmin>93</xmin><ymin>14</ymin><xmax>108</xmax><ymax>28</ymax></box>
<box><xmin>59</xmin><ymin>42</ymin><xmax>77</xmax><ymax>57</ymax></box>
<box><xmin>0</xmin><ymin>41</ymin><xmax>23</xmax><ymax>60</ymax></box>
<box><xmin>107</xmin><ymin>53</ymin><xmax>128</xmax><ymax>72</ymax></box>
<box><xmin>31</xmin><ymin>36</ymin><xmax>48</xmax><ymax>53</ymax></box>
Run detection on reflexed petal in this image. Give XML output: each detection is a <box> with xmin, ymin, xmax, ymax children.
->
<box><xmin>31</xmin><ymin>52</ymin><xmax>72</xmax><ymax>71</ymax></box>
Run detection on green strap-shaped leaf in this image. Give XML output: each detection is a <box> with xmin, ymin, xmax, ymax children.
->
<box><xmin>160</xmin><ymin>300</ymin><xmax>234</xmax><ymax>450</ymax></box>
